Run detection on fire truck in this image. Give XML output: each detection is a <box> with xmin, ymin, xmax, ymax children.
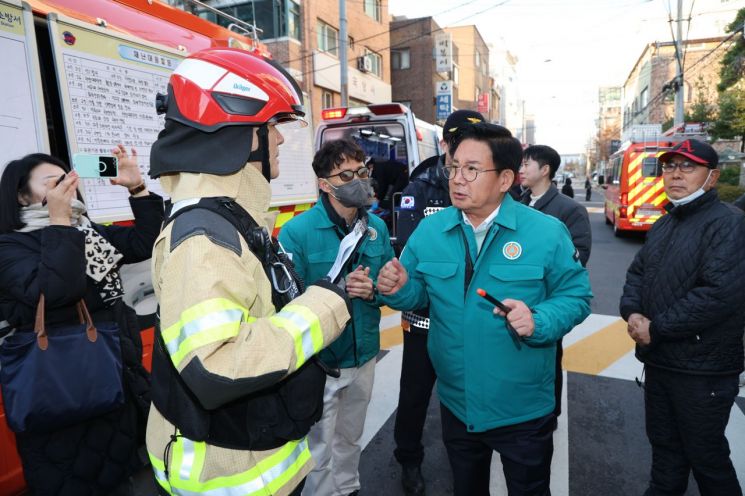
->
<box><xmin>601</xmin><ymin>139</ymin><xmax>671</xmax><ymax>236</ymax></box>
<box><xmin>0</xmin><ymin>1</ymin><xmax>315</xmax><ymax>493</ymax></box>
<box><xmin>601</xmin><ymin>124</ymin><xmax>711</xmax><ymax>236</ymax></box>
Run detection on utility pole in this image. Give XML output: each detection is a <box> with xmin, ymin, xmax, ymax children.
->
<box><xmin>674</xmin><ymin>0</ymin><xmax>685</xmax><ymax>125</ymax></box>
<box><xmin>339</xmin><ymin>0</ymin><xmax>348</xmax><ymax>106</ymax></box>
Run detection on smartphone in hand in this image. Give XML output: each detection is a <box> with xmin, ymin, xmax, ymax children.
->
<box><xmin>72</xmin><ymin>153</ymin><xmax>118</xmax><ymax>178</ymax></box>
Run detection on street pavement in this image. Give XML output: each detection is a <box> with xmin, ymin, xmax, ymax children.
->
<box><xmin>135</xmin><ymin>188</ymin><xmax>745</xmax><ymax>495</ymax></box>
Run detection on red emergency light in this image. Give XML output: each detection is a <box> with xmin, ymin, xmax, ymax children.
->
<box><xmin>368</xmin><ymin>103</ymin><xmax>406</xmax><ymax>116</ymax></box>
<box><xmin>321</xmin><ymin>108</ymin><xmax>348</xmax><ymax>120</ymax></box>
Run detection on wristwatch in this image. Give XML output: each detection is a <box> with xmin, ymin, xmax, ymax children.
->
<box><xmin>128</xmin><ymin>181</ymin><xmax>146</xmax><ymax>196</ymax></box>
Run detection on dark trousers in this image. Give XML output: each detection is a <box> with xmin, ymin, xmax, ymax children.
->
<box><xmin>585</xmin><ymin>189</ymin><xmax>592</xmax><ymax>201</ymax></box>
<box><xmin>440</xmin><ymin>405</ymin><xmax>554</xmax><ymax>496</ymax></box>
<box><xmin>644</xmin><ymin>366</ymin><xmax>742</xmax><ymax>496</ymax></box>
<box><xmin>553</xmin><ymin>339</ymin><xmax>563</xmax><ymax>419</ymax></box>
<box><xmin>394</xmin><ymin>330</ymin><xmax>437</xmax><ymax>467</ymax></box>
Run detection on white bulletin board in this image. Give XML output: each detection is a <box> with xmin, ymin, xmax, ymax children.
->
<box><xmin>0</xmin><ymin>0</ymin><xmax>49</xmax><ymax>174</ymax></box>
<box><xmin>48</xmin><ymin>12</ymin><xmax>184</xmax><ymax>223</ymax></box>
<box><xmin>49</xmin><ymin>13</ymin><xmax>317</xmax><ymax>220</ymax></box>
<box><xmin>270</xmin><ymin>92</ymin><xmax>318</xmax><ymax>206</ymax></box>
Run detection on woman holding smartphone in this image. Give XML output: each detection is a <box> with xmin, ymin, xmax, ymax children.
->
<box><xmin>0</xmin><ymin>145</ymin><xmax>163</xmax><ymax>496</ymax></box>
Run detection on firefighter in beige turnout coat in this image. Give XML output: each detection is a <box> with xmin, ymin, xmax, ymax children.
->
<box><xmin>145</xmin><ymin>48</ymin><xmax>351</xmax><ymax>496</ymax></box>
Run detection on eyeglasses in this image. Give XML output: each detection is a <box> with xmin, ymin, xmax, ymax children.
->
<box><xmin>660</xmin><ymin>161</ymin><xmax>702</xmax><ymax>173</ymax></box>
<box><xmin>324</xmin><ymin>166</ymin><xmax>370</xmax><ymax>182</ymax></box>
<box><xmin>443</xmin><ymin>165</ymin><xmax>499</xmax><ymax>182</ymax></box>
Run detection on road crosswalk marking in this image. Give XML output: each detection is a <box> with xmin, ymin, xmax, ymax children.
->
<box><xmin>563</xmin><ymin>318</ymin><xmax>635</xmax><ymax>375</ymax></box>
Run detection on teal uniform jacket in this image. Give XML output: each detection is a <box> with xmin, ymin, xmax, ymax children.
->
<box><xmin>279</xmin><ymin>200</ymin><xmax>395</xmax><ymax>369</ymax></box>
<box><xmin>386</xmin><ymin>194</ymin><xmax>592</xmax><ymax>432</ymax></box>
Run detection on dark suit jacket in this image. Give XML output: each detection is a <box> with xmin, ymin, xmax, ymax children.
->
<box><xmin>521</xmin><ymin>185</ymin><xmax>592</xmax><ymax>266</ymax></box>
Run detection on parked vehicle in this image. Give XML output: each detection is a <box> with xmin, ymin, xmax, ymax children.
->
<box><xmin>601</xmin><ymin>140</ymin><xmax>676</xmax><ymax>236</ymax></box>
<box><xmin>315</xmin><ymin>103</ymin><xmax>442</xmax><ymax>174</ymax></box>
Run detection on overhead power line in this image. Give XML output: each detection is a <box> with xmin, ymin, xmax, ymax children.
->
<box><xmin>295</xmin><ymin>0</ymin><xmax>512</xmax><ymax>80</ymax></box>
<box><xmin>279</xmin><ymin>0</ymin><xmax>482</xmax><ymax>67</ymax></box>
<box><xmin>626</xmin><ymin>29</ymin><xmax>740</xmax><ymax>123</ymax></box>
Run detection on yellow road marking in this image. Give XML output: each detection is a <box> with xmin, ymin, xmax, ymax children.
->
<box><xmin>380</xmin><ymin>325</ymin><xmax>404</xmax><ymax>349</ymax></box>
<box><xmin>562</xmin><ymin>319</ymin><xmax>635</xmax><ymax>375</ymax></box>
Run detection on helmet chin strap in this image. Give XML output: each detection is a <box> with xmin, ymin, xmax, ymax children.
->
<box><xmin>247</xmin><ymin>124</ymin><xmax>272</xmax><ymax>182</ymax></box>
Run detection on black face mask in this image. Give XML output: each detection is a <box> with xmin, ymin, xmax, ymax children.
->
<box><xmin>324</xmin><ymin>179</ymin><xmax>374</xmax><ymax>208</ymax></box>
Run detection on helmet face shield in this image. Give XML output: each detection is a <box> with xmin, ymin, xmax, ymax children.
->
<box><xmin>274</xmin><ymin>116</ymin><xmax>308</xmax><ymax>130</ymax></box>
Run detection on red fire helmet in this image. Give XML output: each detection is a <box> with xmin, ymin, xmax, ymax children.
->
<box><xmin>164</xmin><ymin>47</ymin><xmax>306</xmax><ymax>131</ymax></box>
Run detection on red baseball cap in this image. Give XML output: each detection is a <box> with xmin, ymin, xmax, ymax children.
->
<box><xmin>658</xmin><ymin>139</ymin><xmax>719</xmax><ymax>168</ymax></box>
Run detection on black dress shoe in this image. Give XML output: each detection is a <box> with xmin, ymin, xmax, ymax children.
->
<box><xmin>401</xmin><ymin>464</ymin><xmax>425</xmax><ymax>495</ymax></box>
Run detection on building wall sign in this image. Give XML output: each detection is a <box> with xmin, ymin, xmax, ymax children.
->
<box><xmin>435</xmin><ymin>33</ymin><xmax>452</xmax><ymax>73</ymax></box>
<box><xmin>436</xmin><ymin>80</ymin><xmax>453</xmax><ymax>121</ymax></box>
<box><xmin>477</xmin><ymin>92</ymin><xmax>489</xmax><ymax>114</ymax></box>
<box><xmin>313</xmin><ymin>51</ymin><xmax>391</xmax><ymax>103</ymax></box>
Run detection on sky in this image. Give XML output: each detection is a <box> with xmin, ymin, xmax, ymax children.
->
<box><xmin>388</xmin><ymin>0</ymin><xmax>743</xmax><ymax>153</ymax></box>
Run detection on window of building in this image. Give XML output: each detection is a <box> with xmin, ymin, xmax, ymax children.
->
<box><xmin>196</xmin><ymin>0</ymin><xmax>301</xmax><ymax>41</ymax></box>
<box><xmin>317</xmin><ymin>20</ymin><xmax>339</xmax><ymax>57</ymax></box>
<box><xmin>363</xmin><ymin>0</ymin><xmax>382</xmax><ymax>22</ymax></box>
<box><xmin>475</xmin><ymin>51</ymin><xmax>481</xmax><ymax>67</ymax></box>
<box><xmin>453</xmin><ymin>65</ymin><xmax>459</xmax><ymax>85</ymax></box>
<box><xmin>391</xmin><ymin>49</ymin><xmax>411</xmax><ymax>70</ymax></box>
<box><xmin>348</xmin><ymin>36</ymin><xmax>355</xmax><ymax>50</ymax></box>
<box><xmin>640</xmin><ymin>87</ymin><xmax>649</xmax><ymax>108</ymax></box>
<box><xmin>323</xmin><ymin>91</ymin><xmax>334</xmax><ymax>109</ymax></box>
<box><xmin>288</xmin><ymin>0</ymin><xmax>300</xmax><ymax>41</ymax></box>
<box><xmin>364</xmin><ymin>48</ymin><xmax>383</xmax><ymax>78</ymax></box>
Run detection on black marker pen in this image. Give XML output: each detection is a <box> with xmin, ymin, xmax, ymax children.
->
<box><xmin>476</xmin><ymin>288</ymin><xmax>524</xmax><ymax>350</ymax></box>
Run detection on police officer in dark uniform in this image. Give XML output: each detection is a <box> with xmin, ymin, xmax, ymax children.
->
<box><xmin>392</xmin><ymin>109</ymin><xmax>484</xmax><ymax>495</ymax></box>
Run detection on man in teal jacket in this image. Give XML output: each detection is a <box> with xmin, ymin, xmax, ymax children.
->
<box><xmin>378</xmin><ymin>123</ymin><xmax>592</xmax><ymax>496</ymax></box>
<box><xmin>279</xmin><ymin>139</ymin><xmax>394</xmax><ymax>496</ymax></box>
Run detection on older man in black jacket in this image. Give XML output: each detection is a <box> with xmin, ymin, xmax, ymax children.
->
<box><xmin>620</xmin><ymin>139</ymin><xmax>745</xmax><ymax>496</ymax></box>
<box><xmin>519</xmin><ymin>144</ymin><xmax>591</xmax><ymax>429</ymax></box>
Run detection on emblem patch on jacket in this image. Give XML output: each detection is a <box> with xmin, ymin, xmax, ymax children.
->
<box><xmin>401</xmin><ymin>196</ymin><xmax>415</xmax><ymax>209</ymax></box>
<box><xmin>502</xmin><ymin>241</ymin><xmax>522</xmax><ymax>260</ymax></box>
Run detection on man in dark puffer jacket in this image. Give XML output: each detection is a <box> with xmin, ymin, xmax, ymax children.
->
<box><xmin>620</xmin><ymin>139</ymin><xmax>745</xmax><ymax>496</ymax></box>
